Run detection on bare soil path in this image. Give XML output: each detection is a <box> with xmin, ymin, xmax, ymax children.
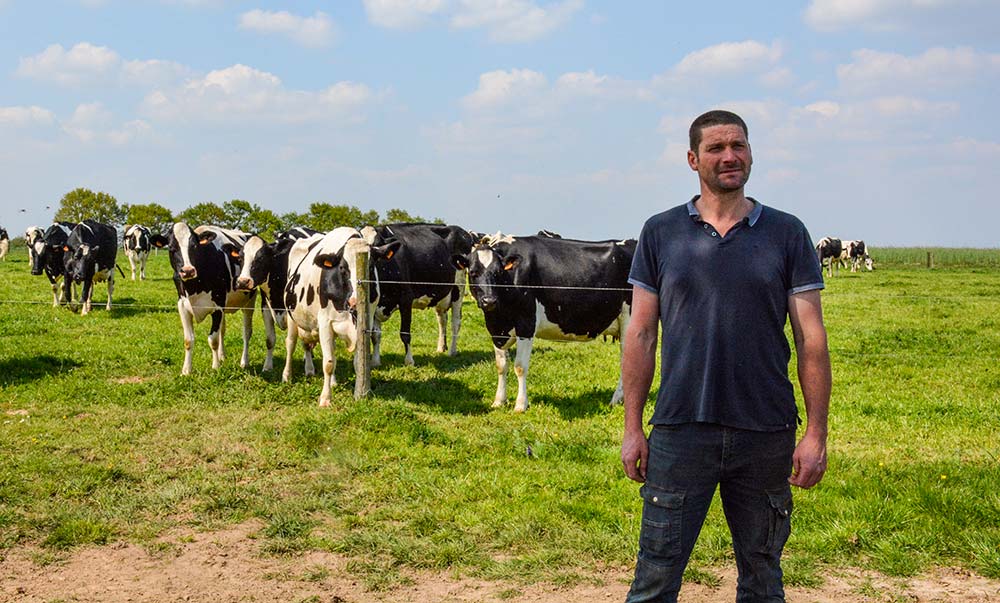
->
<box><xmin>2</xmin><ymin>524</ymin><xmax>998</xmax><ymax>602</ymax></box>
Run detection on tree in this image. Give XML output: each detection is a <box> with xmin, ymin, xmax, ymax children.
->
<box><xmin>125</xmin><ymin>202</ymin><xmax>174</xmax><ymax>234</ymax></box>
<box><xmin>296</xmin><ymin>203</ymin><xmax>380</xmax><ymax>231</ymax></box>
<box><xmin>176</xmin><ymin>202</ymin><xmax>227</xmax><ymax>227</ymax></box>
<box><xmin>54</xmin><ymin>188</ymin><xmax>127</xmax><ymax>226</ymax></box>
<box><xmin>222</xmin><ymin>199</ymin><xmax>283</xmax><ymax>237</ymax></box>
<box><xmin>383</xmin><ymin>207</ymin><xmax>444</xmax><ymax>224</ymax></box>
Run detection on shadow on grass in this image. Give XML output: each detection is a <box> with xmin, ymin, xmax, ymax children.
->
<box><xmin>532</xmin><ymin>387</ymin><xmax>618</xmax><ymax>420</ymax></box>
<box><xmin>376</xmin><ymin>349</ymin><xmax>488</xmax><ymax>372</ymax></box>
<box><xmin>0</xmin><ymin>355</ymin><xmax>82</xmax><ymax>385</ymax></box>
<box><xmin>372</xmin><ymin>373</ymin><xmax>490</xmax><ymax>415</ymax></box>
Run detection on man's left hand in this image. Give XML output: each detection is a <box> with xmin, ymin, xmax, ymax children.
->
<box><xmin>789</xmin><ymin>431</ymin><xmax>827</xmax><ymax>489</ymax></box>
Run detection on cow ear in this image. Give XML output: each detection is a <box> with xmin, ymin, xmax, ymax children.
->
<box><xmin>451</xmin><ymin>254</ymin><xmax>470</xmax><ymax>270</ymax></box>
<box><xmin>229</xmin><ymin>248</ymin><xmax>240</xmax><ymax>259</ymax></box>
<box><xmin>314</xmin><ymin>251</ymin><xmax>344</xmax><ymax>269</ymax></box>
<box><xmin>372</xmin><ymin>240</ymin><xmax>401</xmax><ymax>262</ymax></box>
<box><xmin>198</xmin><ymin>231</ymin><xmax>217</xmax><ymax>245</ymax></box>
<box><xmin>502</xmin><ymin>254</ymin><xmax>521</xmax><ymax>271</ymax></box>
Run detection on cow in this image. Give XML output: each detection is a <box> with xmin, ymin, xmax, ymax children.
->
<box><xmin>25</xmin><ymin>226</ymin><xmax>44</xmax><ymax>261</ymax></box>
<box><xmin>63</xmin><ymin>219</ymin><xmax>119</xmax><ymax>315</ymax></box>
<box><xmin>31</xmin><ymin>221</ymin><xmax>76</xmax><ymax>306</ymax></box>
<box><xmin>235</xmin><ymin>226</ymin><xmax>321</xmax><ymax>372</ymax></box>
<box><xmin>452</xmin><ymin>233</ymin><xmax>636</xmax><ymax>412</ymax></box>
<box><xmin>0</xmin><ymin>227</ymin><xmax>8</xmax><ymax>261</ymax></box>
<box><xmin>844</xmin><ymin>239</ymin><xmax>874</xmax><ymax>272</ymax></box>
<box><xmin>123</xmin><ymin>224</ymin><xmax>152</xmax><ymax>280</ymax></box>
<box><xmin>283</xmin><ymin>227</ymin><xmax>398</xmax><ymax>406</ymax></box>
<box><xmin>815</xmin><ymin>236</ymin><xmax>843</xmax><ymax>277</ymax></box>
<box><xmin>360</xmin><ymin>223</ymin><xmax>474</xmax><ymax>367</ymax></box>
<box><xmin>154</xmin><ymin>222</ymin><xmax>256</xmax><ymax>375</ymax></box>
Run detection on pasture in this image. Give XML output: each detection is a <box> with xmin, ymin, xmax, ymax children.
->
<box><xmin>1</xmin><ymin>244</ymin><xmax>998</xmax><ymax>593</ymax></box>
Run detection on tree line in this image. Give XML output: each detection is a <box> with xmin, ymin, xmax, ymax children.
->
<box><xmin>49</xmin><ymin>188</ymin><xmax>443</xmax><ymax>239</ymax></box>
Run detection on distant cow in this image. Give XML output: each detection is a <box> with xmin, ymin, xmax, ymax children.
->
<box><xmin>844</xmin><ymin>240</ymin><xmax>874</xmax><ymax>272</ymax></box>
<box><xmin>361</xmin><ymin>223</ymin><xmax>474</xmax><ymax>366</ymax></box>
<box><xmin>31</xmin><ymin>222</ymin><xmax>76</xmax><ymax>306</ymax></box>
<box><xmin>453</xmin><ymin>233</ymin><xmax>636</xmax><ymax>412</ymax></box>
<box><xmin>64</xmin><ymin>220</ymin><xmax>119</xmax><ymax>315</ymax></box>
<box><xmin>25</xmin><ymin>226</ymin><xmax>44</xmax><ymax>261</ymax></box>
<box><xmin>283</xmin><ymin>228</ymin><xmax>396</xmax><ymax>406</ymax></box>
<box><xmin>0</xmin><ymin>227</ymin><xmax>8</xmax><ymax>261</ymax></box>
<box><xmin>235</xmin><ymin>226</ymin><xmax>321</xmax><ymax>372</ymax></box>
<box><xmin>154</xmin><ymin>223</ymin><xmax>256</xmax><ymax>375</ymax></box>
<box><xmin>123</xmin><ymin>224</ymin><xmax>152</xmax><ymax>280</ymax></box>
<box><xmin>815</xmin><ymin>236</ymin><xmax>843</xmax><ymax>277</ymax></box>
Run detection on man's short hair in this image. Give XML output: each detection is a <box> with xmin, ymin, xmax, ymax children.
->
<box><xmin>689</xmin><ymin>110</ymin><xmax>749</xmax><ymax>153</ymax></box>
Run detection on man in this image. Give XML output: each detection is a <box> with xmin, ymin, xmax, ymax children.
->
<box><xmin>621</xmin><ymin>110</ymin><xmax>831</xmax><ymax>602</ymax></box>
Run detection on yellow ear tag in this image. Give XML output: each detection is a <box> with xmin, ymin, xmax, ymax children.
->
<box><xmin>323</xmin><ymin>260</ymin><xmax>334</xmax><ymax>268</ymax></box>
<box><xmin>199</xmin><ymin>238</ymin><xmax>210</xmax><ymax>245</ymax></box>
<box><xmin>63</xmin><ymin>245</ymin><xmax>69</xmax><ymax>252</ymax></box>
<box><xmin>503</xmin><ymin>261</ymin><xmax>516</xmax><ymax>271</ymax></box>
<box><xmin>230</xmin><ymin>250</ymin><xmax>239</xmax><ymax>258</ymax></box>
<box><xmin>385</xmin><ymin>250</ymin><xmax>394</xmax><ymax>261</ymax></box>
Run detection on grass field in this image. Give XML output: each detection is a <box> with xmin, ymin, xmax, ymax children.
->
<box><xmin>1</xmin><ymin>244</ymin><xmax>998</xmax><ymax>590</ymax></box>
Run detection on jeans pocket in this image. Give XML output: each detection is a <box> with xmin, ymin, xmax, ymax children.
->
<box><xmin>638</xmin><ymin>485</ymin><xmax>684</xmax><ymax>565</ymax></box>
<box><xmin>764</xmin><ymin>488</ymin><xmax>793</xmax><ymax>554</ymax></box>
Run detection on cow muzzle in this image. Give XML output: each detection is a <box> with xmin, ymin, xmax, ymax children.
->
<box><xmin>179</xmin><ymin>266</ymin><xmax>197</xmax><ymax>280</ymax></box>
<box><xmin>236</xmin><ymin>276</ymin><xmax>254</xmax><ymax>290</ymax></box>
<box><xmin>478</xmin><ymin>295</ymin><xmax>497</xmax><ymax>311</ymax></box>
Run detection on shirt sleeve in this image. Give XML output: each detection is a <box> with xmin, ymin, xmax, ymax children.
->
<box><xmin>629</xmin><ymin>219</ymin><xmax>659</xmax><ymax>294</ymax></box>
<box><xmin>788</xmin><ymin>220</ymin><xmax>824</xmax><ymax>295</ymax></box>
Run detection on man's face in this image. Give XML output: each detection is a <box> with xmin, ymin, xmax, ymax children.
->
<box><xmin>688</xmin><ymin>124</ymin><xmax>752</xmax><ymax>194</ymax></box>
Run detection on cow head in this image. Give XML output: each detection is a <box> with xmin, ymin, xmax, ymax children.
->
<box><xmin>64</xmin><ymin>242</ymin><xmax>100</xmax><ymax>283</ymax></box>
<box><xmin>163</xmin><ymin>222</ymin><xmax>219</xmax><ymax>281</ymax></box>
<box><xmin>453</xmin><ymin>243</ymin><xmax>520</xmax><ymax>312</ymax></box>
<box><xmin>236</xmin><ymin>235</ymin><xmax>274</xmax><ymax>291</ymax></box>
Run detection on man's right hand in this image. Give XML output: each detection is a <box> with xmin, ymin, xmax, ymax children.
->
<box><xmin>621</xmin><ymin>429</ymin><xmax>648</xmax><ymax>483</ymax></box>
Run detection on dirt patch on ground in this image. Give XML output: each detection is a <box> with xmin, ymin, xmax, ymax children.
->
<box><xmin>1</xmin><ymin>523</ymin><xmax>998</xmax><ymax>602</ymax></box>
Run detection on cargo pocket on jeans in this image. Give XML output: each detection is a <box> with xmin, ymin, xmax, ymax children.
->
<box><xmin>638</xmin><ymin>485</ymin><xmax>684</xmax><ymax>565</ymax></box>
<box><xmin>764</xmin><ymin>489</ymin><xmax>793</xmax><ymax>554</ymax></box>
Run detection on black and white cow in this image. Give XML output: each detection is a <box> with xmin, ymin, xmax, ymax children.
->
<box><xmin>361</xmin><ymin>223</ymin><xmax>474</xmax><ymax>366</ymax></box>
<box><xmin>815</xmin><ymin>236</ymin><xmax>843</xmax><ymax>277</ymax></box>
<box><xmin>0</xmin><ymin>227</ymin><xmax>8</xmax><ymax>261</ymax></box>
<box><xmin>283</xmin><ymin>227</ymin><xmax>395</xmax><ymax>406</ymax></box>
<box><xmin>453</xmin><ymin>233</ymin><xmax>636</xmax><ymax>412</ymax></box>
<box><xmin>63</xmin><ymin>219</ymin><xmax>119</xmax><ymax>315</ymax></box>
<box><xmin>25</xmin><ymin>226</ymin><xmax>44</xmax><ymax>261</ymax></box>
<box><xmin>30</xmin><ymin>221</ymin><xmax>76</xmax><ymax>306</ymax></box>
<box><xmin>123</xmin><ymin>224</ymin><xmax>152</xmax><ymax>280</ymax></box>
<box><xmin>844</xmin><ymin>239</ymin><xmax>874</xmax><ymax>272</ymax></box>
<box><xmin>154</xmin><ymin>222</ymin><xmax>256</xmax><ymax>375</ymax></box>
<box><xmin>235</xmin><ymin>226</ymin><xmax>320</xmax><ymax>372</ymax></box>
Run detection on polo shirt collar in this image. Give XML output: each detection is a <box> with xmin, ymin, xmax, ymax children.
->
<box><xmin>687</xmin><ymin>195</ymin><xmax>763</xmax><ymax>227</ymax></box>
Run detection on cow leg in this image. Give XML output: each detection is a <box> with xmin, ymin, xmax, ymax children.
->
<box><xmin>610</xmin><ymin>305</ymin><xmax>630</xmax><ymax>405</ymax></box>
<box><xmin>239</xmin><ymin>306</ymin><xmax>253</xmax><ymax>369</ymax></box>
<box><xmin>302</xmin><ymin>341</ymin><xmax>316</xmax><ymax>377</ymax></box>
<box><xmin>435</xmin><ymin>304</ymin><xmax>448</xmax><ymax>354</ymax></box>
<box><xmin>139</xmin><ymin>254</ymin><xmax>147</xmax><ymax>280</ymax></box>
<box><xmin>52</xmin><ymin>278</ymin><xmax>62</xmax><ymax>307</ymax></box>
<box><xmin>178</xmin><ymin>300</ymin><xmax>196</xmax><ymax>376</ymax></box>
<box><xmin>282</xmin><ymin>319</ymin><xmax>298</xmax><ymax>383</ymax></box>
<box><xmin>449</xmin><ymin>297</ymin><xmax>461</xmax><ymax>357</ymax></box>
<box><xmin>208</xmin><ymin>310</ymin><xmax>224</xmax><ymax>370</ymax></box>
<box><xmin>512</xmin><ymin>337</ymin><xmax>533</xmax><ymax>413</ymax></box>
<box><xmin>371</xmin><ymin>318</ymin><xmax>383</xmax><ymax>368</ymax></box>
<box><xmin>493</xmin><ymin>347</ymin><xmax>508</xmax><ymax>408</ymax></box>
<box><xmin>400</xmin><ymin>303</ymin><xmax>415</xmax><ymax>366</ymax></box>
<box><xmin>128</xmin><ymin>254</ymin><xmax>137</xmax><ymax>280</ymax></box>
<box><xmin>261</xmin><ymin>302</ymin><xmax>276</xmax><ymax>371</ymax></box>
<box><xmin>317</xmin><ymin>319</ymin><xmax>336</xmax><ymax>407</ymax></box>
<box><xmin>80</xmin><ymin>279</ymin><xmax>93</xmax><ymax>316</ymax></box>
<box><xmin>105</xmin><ymin>272</ymin><xmax>114</xmax><ymax>311</ymax></box>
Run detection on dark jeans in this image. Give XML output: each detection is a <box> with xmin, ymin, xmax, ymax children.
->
<box><xmin>626</xmin><ymin>423</ymin><xmax>796</xmax><ymax>603</ymax></box>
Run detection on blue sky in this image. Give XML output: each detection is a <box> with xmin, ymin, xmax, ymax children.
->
<box><xmin>1</xmin><ymin>1</ymin><xmax>998</xmax><ymax>247</ymax></box>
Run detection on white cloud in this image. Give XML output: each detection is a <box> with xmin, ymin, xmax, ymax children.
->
<box><xmin>364</xmin><ymin>0</ymin><xmax>582</xmax><ymax>42</ymax></box>
<box><xmin>141</xmin><ymin>64</ymin><xmax>373</xmax><ymax>124</ymax></box>
<box><xmin>674</xmin><ymin>40</ymin><xmax>783</xmax><ymax>77</ymax></box>
<box><xmin>451</xmin><ymin>0</ymin><xmax>583</xmax><ymax>42</ymax></box>
<box><xmin>0</xmin><ymin>105</ymin><xmax>56</xmax><ymax>128</ymax></box>
<box><xmin>462</xmin><ymin>69</ymin><xmax>548</xmax><ymax>110</ymax></box>
<box><xmin>363</xmin><ymin>0</ymin><xmax>447</xmax><ymax>29</ymax></box>
<box><xmin>837</xmin><ymin>47</ymin><xmax>1000</xmax><ymax>94</ymax></box>
<box><xmin>17</xmin><ymin>42</ymin><xmax>190</xmax><ymax>88</ymax></box>
<box><xmin>804</xmin><ymin>0</ymin><xmax>991</xmax><ymax>32</ymax></box>
<box><xmin>17</xmin><ymin>43</ymin><xmax>119</xmax><ymax>86</ymax></box>
<box><xmin>238</xmin><ymin>9</ymin><xmax>336</xmax><ymax>48</ymax></box>
<box><xmin>803</xmin><ymin>101</ymin><xmax>840</xmax><ymax>118</ymax></box>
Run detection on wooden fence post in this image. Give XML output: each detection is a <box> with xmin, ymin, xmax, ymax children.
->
<box><xmin>354</xmin><ymin>248</ymin><xmax>372</xmax><ymax>399</ymax></box>
<box><xmin>927</xmin><ymin>251</ymin><xmax>934</xmax><ymax>269</ymax></box>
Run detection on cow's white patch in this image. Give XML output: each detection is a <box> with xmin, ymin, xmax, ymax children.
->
<box><xmin>411</xmin><ymin>294</ymin><xmax>435</xmax><ymax>310</ymax></box>
<box><xmin>476</xmin><ymin>249</ymin><xmax>495</xmax><ymax>269</ymax></box>
<box><xmin>533</xmin><ymin>301</ymin><xmax>598</xmax><ymax>342</ymax></box>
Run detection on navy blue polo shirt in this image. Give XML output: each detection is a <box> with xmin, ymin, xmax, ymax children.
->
<box><xmin>629</xmin><ymin>197</ymin><xmax>824</xmax><ymax>431</ymax></box>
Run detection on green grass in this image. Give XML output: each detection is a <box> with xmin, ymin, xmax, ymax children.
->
<box><xmin>1</xmin><ymin>244</ymin><xmax>999</xmax><ymax>590</ymax></box>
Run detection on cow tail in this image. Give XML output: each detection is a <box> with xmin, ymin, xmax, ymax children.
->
<box><xmin>115</xmin><ymin>264</ymin><xmax>126</xmax><ymax>278</ymax></box>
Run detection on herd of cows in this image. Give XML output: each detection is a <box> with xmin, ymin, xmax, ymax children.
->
<box><xmin>8</xmin><ymin>220</ymin><xmax>872</xmax><ymax>410</ymax></box>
